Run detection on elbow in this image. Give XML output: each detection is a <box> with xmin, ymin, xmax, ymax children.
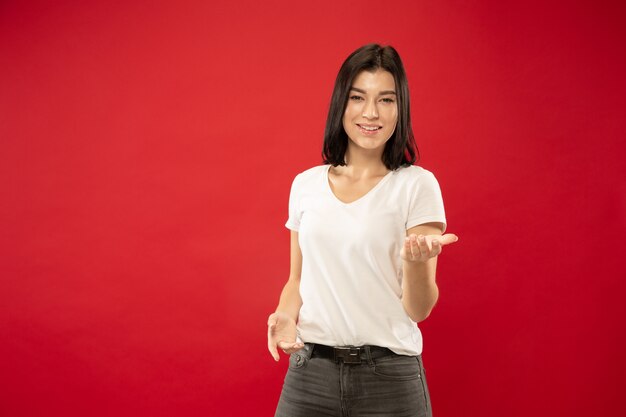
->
<box><xmin>410</xmin><ymin>308</ymin><xmax>433</xmax><ymax>323</ymax></box>
<box><xmin>403</xmin><ymin>292</ymin><xmax>439</xmax><ymax>323</ymax></box>
<box><xmin>403</xmin><ymin>302</ymin><xmax>434</xmax><ymax>323</ymax></box>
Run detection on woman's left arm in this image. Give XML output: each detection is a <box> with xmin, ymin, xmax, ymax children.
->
<box><xmin>401</xmin><ymin>222</ymin><xmax>459</xmax><ymax>322</ymax></box>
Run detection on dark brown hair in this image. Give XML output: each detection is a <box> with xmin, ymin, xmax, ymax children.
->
<box><xmin>322</xmin><ymin>43</ymin><xmax>419</xmax><ymax>170</ymax></box>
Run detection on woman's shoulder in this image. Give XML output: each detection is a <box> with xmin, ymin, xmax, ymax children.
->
<box><xmin>393</xmin><ymin>164</ymin><xmax>438</xmax><ymax>182</ymax></box>
<box><xmin>291</xmin><ymin>164</ymin><xmax>328</xmax><ymax>182</ymax></box>
<box><xmin>299</xmin><ymin>164</ymin><xmax>328</xmax><ymax>176</ymax></box>
<box><xmin>286</xmin><ymin>165</ymin><xmax>328</xmax><ymax>193</ymax></box>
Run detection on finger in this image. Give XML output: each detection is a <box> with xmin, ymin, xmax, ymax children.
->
<box><xmin>410</xmin><ymin>234</ymin><xmax>421</xmax><ymax>259</ymax></box>
<box><xmin>267</xmin><ymin>318</ymin><xmax>280</xmax><ymax>361</ymax></box>
<box><xmin>432</xmin><ymin>239</ymin><xmax>442</xmax><ymax>256</ymax></box>
<box><xmin>405</xmin><ymin>236</ymin><xmax>415</xmax><ymax>260</ymax></box>
<box><xmin>278</xmin><ymin>340</ymin><xmax>304</xmax><ymax>351</ymax></box>
<box><xmin>281</xmin><ymin>344</ymin><xmax>305</xmax><ymax>355</ymax></box>
<box><xmin>436</xmin><ymin>234</ymin><xmax>459</xmax><ymax>246</ymax></box>
<box><xmin>417</xmin><ymin>234</ymin><xmax>431</xmax><ymax>255</ymax></box>
<box><xmin>268</xmin><ymin>338</ymin><xmax>279</xmax><ymax>361</ymax></box>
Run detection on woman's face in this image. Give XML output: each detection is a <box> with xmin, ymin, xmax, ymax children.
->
<box><xmin>342</xmin><ymin>69</ymin><xmax>398</xmax><ymax>154</ymax></box>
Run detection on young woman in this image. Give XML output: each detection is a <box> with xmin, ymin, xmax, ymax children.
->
<box><xmin>267</xmin><ymin>43</ymin><xmax>459</xmax><ymax>417</ymax></box>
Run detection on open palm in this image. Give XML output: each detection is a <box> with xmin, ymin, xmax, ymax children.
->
<box><xmin>401</xmin><ymin>233</ymin><xmax>459</xmax><ymax>263</ymax></box>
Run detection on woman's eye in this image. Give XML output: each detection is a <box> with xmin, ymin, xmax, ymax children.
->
<box><xmin>349</xmin><ymin>95</ymin><xmax>364</xmax><ymax>101</ymax></box>
<box><xmin>381</xmin><ymin>98</ymin><xmax>395</xmax><ymax>103</ymax></box>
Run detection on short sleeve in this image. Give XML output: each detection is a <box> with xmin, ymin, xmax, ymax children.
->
<box><xmin>406</xmin><ymin>171</ymin><xmax>447</xmax><ymax>233</ymax></box>
<box><xmin>284</xmin><ymin>174</ymin><xmax>302</xmax><ymax>231</ymax></box>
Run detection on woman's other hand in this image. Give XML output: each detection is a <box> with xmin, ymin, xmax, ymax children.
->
<box><xmin>267</xmin><ymin>311</ymin><xmax>304</xmax><ymax>361</ymax></box>
<box><xmin>401</xmin><ymin>233</ymin><xmax>459</xmax><ymax>263</ymax></box>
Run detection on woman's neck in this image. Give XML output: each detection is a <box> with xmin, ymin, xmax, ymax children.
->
<box><xmin>340</xmin><ymin>146</ymin><xmax>389</xmax><ymax>178</ymax></box>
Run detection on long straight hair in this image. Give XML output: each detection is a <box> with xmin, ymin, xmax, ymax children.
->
<box><xmin>322</xmin><ymin>44</ymin><xmax>419</xmax><ymax>170</ymax></box>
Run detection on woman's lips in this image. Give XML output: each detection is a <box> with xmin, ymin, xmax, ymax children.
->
<box><xmin>357</xmin><ymin>124</ymin><xmax>382</xmax><ymax>135</ymax></box>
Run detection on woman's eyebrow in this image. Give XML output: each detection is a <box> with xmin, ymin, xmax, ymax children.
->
<box><xmin>350</xmin><ymin>87</ymin><xmax>397</xmax><ymax>95</ymax></box>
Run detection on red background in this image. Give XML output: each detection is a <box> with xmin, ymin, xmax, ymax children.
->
<box><xmin>1</xmin><ymin>1</ymin><xmax>625</xmax><ymax>416</ymax></box>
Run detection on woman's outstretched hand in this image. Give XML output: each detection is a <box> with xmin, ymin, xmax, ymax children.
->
<box><xmin>401</xmin><ymin>233</ymin><xmax>459</xmax><ymax>263</ymax></box>
<box><xmin>267</xmin><ymin>311</ymin><xmax>304</xmax><ymax>361</ymax></box>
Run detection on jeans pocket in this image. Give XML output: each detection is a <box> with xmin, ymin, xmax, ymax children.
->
<box><xmin>288</xmin><ymin>352</ymin><xmax>308</xmax><ymax>371</ymax></box>
<box><xmin>372</xmin><ymin>354</ymin><xmax>420</xmax><ymax>381</ymax></box>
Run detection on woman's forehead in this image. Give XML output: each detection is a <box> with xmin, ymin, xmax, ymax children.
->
<box><xmin>351</xmin><ymin>69</ymin><xmax>396</xmax><ymax>93</ymax></box>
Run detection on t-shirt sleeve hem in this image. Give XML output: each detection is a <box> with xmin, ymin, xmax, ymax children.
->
<box><xmin>285</xmin><ymin>221</ymin><xmax>300</xmax><ymax>231</ymax></box>
<box><xmin>406</xmin><ymin>216</ymin><xmax>447</xmax><ymax>234</ymax></box>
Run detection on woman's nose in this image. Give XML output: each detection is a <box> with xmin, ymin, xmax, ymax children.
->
<box><xmin>362</xmin><ymin>100</ymin><xmax>379</xmax><ymax>119</ymax></box>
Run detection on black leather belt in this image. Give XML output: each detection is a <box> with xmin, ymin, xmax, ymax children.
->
<box><xmin>311</xmin><ymin>344</ymin><xmax>396</xmax><ymax>364</ymax></box>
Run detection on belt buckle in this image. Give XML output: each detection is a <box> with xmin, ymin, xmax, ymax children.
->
<box><xmin>334</xmin><ymin>346</ymin><xmax>362</xmax><ymax>364</ymax></box>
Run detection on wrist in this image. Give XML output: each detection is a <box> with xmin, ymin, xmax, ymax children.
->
<box><xmin>273</xmin><ymin>309</ymin><xmax>298</xmax><ymax>322</ymax></box>
<box><xmin>403</xmin><ymin>258</ymin><xmax>428</xmax><ymax>271</ymax></box>
<box><xmin>403</xmin><ymin>258</ymin><xmax>435</xmax><ymax>282</ymax></box>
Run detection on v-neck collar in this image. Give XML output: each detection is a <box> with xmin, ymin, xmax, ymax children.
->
<box><xmin>325</xmin><ymin>165</ymin><xmax>394</xmax><ymax>206</ymax></box>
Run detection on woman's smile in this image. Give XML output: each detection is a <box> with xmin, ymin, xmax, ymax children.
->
<box><xmin>357</xmin><ymin>123</ymin><xmax>383</xmax><ymax>134</ymax></box>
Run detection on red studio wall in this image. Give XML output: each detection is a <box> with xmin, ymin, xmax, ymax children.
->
<box><xmin>1</xmin><ymin>1</ymin><xmax>624</xmax><ymax>416</ymax></box>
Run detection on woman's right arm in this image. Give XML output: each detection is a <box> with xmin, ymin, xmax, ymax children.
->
<box><xmin>267</xmin><ymin>231</ymin><xmax>304</xmax><ymax>361</ymax></box>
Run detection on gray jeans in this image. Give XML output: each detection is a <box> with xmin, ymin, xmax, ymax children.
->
<box><xmin>275</xmin><ymin>343</ymin><xmax>433</xmax><ymax>417</ymax></box>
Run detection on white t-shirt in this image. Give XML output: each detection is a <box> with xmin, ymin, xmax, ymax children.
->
<box><xmin>285</xmin><ymin>164</ymin><xmax>447</xmax><ymax>356</ymax></box>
